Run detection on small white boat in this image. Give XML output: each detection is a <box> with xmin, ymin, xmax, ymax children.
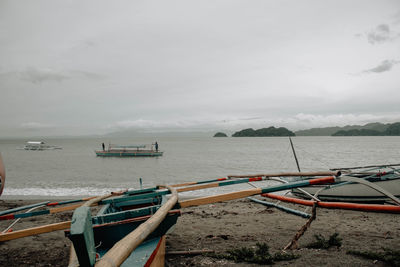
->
<box><xmin>18</xmin><ymin>141</ymin><xmax>62</xmax><ymax>150</ymax></box>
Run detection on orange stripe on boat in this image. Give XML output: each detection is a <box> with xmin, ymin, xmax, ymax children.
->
<box><xmin>308</xmin><ymin>176</ymin><xmax>335</xmax><ymax>185</ymax></box>
<box><xmin>261</xmin><ymin>193</ymin><xmax>400</xmax><ymax>213</ymax></box>
<box><xmin>144</xmin><ymin>236</ymin><xmax>165</xmax><ymax>267</ymax></box>
<box><xmin>217</xmin><ymin>178</ymin><xmax>227</xmax><ymax>181</ymax></box>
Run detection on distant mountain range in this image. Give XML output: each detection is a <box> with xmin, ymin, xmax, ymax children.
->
<box><xmin>294</xmin><ymin>122</ymin><xmax>393</xmax><ymax>136</ymax></box>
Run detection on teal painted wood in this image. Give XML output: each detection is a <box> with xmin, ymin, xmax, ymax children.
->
<box><xmin>260</xmin><ymin>178</ymin><xmax>328</xmax><ymax>194</ymax></box>
<box><xmin>124</xmin><ymin>187</ymin><xmax>159</xmax><ymax>196</ymax></box>
<box><xmin>92</xmin><ymin>205</ymin><xmax>161</xmax><ymax>225</ymax></box>
<box><xmin>114</xmin><ymin>197</ymin><xmax>162</xmax><ymax>209</ymax></box>
<box><xmin>118</xmin><ymin>237</ymin><xmax>161</xmax><ymax>267</ymax></box>
<box><xmin>100</xmin><ymin>190</ymin><xmax>168</xmax><ymax>205</ymax></box>
<box><xmin>91</xmin><ymin>211</ymin><xmax>179</xmax><ymax>252</ymax></box>
<box><xmin>96</xmin><ymin>237</ymin><xmax>161</xmax><ymax>266</ymax></box>
<box><xmin>13</xmin><ymin>209</ymin><xmax>49</xmax><ymax>219</ymax></box>
<box><xmin>0</xmin><ymin>201</ymin><xmax>50</xmax><ymax>216</ymax></box>
<box><xmin>194</xmin><ymin>177</ymin><xmax>226</xmax><ymax>185</ymax></box>
<box><xmin>248</xmin><ymin>197</ymin><xmax>311</xmax><ymax>218</ymax></box>
<box><xmin>69</xmin><ymin>206</ymin><xmax>96</xmax><ymax>267</ymax></box>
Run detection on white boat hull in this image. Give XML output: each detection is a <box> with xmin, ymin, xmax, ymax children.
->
<box><xmin>292</xmin><ymin>177</ymin><xmax>400</xmax><ymax>203</ymax></box>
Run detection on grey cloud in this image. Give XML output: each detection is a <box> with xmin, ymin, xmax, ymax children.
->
<box><xmin>364</xmin><ymin>60</ymin><xmax>400</xmax><ymax>73</ymax></box>
<box><xmin>19</xmin><ymin>67</ymin><xmax>69</xmax><ymax>84</ymax></box>
<box><xmin>367</xmin><ymin>24</ymin><xmax>392</xmax><ymax>44</ymax></box>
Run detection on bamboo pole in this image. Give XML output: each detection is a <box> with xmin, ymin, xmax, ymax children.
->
<box><xmin>0</xmin><ymin>221</ymin><xmax>71</xmax><ymax>242</ymax></box>
<box><xmin>330</xmin><ymin>163</ymin><xmax>400</xmax><ymax>171</ymax></box>
<box><xmin>95</xmin><ymin>185</ymin><xmax>178</xmax><ymax>267</ymax></box>
<box><xmin>180</xmin><ymin>176</ymin><xmax>335</xmax><ymax>208</ymax></box>
<box><xmin>228</xmin><ymin>171</ymin><xmax>340</xmax><ymax>178</ymax></box>
<box><xmin>0</xmin><ymin>194</ymin><xmax>115</xmax><ymax>242</ymax></box>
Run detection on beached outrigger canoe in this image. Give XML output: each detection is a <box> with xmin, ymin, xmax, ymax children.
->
<box><xmin>95</xmin><ymin>144</ymin><xmax>163</xmax><ymax>157</ymax></box>
<box><xmin>66</xmin><ymin>186</ymin><xmax>179</xmax><ymax>267</ymax></box>
<box><xmin>291</xmin><ymin>164</ymin><xmax>400</xmax><ymax>203</ymax></box>
<box><xmin>0</xmin><ymin>173</ymin><xmax>339</xmax><ymax>266</ymax></box>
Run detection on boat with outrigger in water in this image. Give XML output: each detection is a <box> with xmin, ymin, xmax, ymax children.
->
<box><xmin>95</xmin><ymin>143</ymin><xmax>163</xmax><ymax>157</ymax></box>
<box><xmin>17</xmin><ymin>141</ymin><xmax>62</xmax><ymax>150</ymax></box>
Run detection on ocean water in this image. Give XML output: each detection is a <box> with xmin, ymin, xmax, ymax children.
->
<box><xmin>0</xmin><ymin>136</ymin><xmax>399</xmax><ymax>198</ymax></box>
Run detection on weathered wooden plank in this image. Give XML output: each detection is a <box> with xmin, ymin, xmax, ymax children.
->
<box><xmin>179</xmin><ymin>188</ymin><xmax>261</xmax><ymax>208</ymax></box>
<box><xmin>0</xmin><ymin>221</ymin><xmax>71</xmax><ymax>242</ymax></box>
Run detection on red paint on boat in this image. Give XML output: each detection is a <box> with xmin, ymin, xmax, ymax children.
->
<box><xmin>144</xmin><ymin>236</ymin><xmax>164</xmax><ymax>267</ymax></box>
<box><xmin>0</xmin><ymin>214</ymin><xmax>15</xmax><ymax>220</ymax></box>
<box><xmin>261</xmin><ymin>193</ymin><xmax>400</xmax><ymax>213</ymax></box>
<box><xmin>308</xmin><ymin>176</ymin><xmax>335</xmax><ymax>185</ymax></box>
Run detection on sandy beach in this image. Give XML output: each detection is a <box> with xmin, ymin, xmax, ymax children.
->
<box><xmin>0</xmin><ymin>198</ymin><xmax>399</xmax><ymax>266</ymax></box>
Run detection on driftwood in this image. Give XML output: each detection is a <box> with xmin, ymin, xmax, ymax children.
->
<box><xmin>283</xmin><ymin>203</ymin><xmax>317</xmax><ymax>250</ymax></box>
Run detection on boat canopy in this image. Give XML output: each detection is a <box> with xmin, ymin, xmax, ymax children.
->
<box><xmin>27</xmin><ymin>141</ymin><xmax>45</xmax><ymax>144</ymax></box>
<box><xmin>111</xmin><ymin>145</ymin><xmax>146</xmax><ymax>149</ymax></box>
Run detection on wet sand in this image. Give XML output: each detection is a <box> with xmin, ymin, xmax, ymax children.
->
<box><xmin>0</xmin><ymin>198</ymin><xmax>399</xmax><ymax>266</ymax></box>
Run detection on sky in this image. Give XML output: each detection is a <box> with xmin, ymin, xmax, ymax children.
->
<box><xmin>1</xmin><ymin>0</ymin><xmax>400</xmax><ymax>137</ymax></box>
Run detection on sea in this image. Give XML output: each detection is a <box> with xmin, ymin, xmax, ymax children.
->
<box><xmin>0</xmin><ymin>136</ymin><xmax>399</xmax><ymax>199</ymax></box>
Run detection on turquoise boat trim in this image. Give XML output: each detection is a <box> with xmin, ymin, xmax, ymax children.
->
<box><xmin>92</xmin><ymin>205</ymin><xmax>161</xmax><ymax>225</ymax></box>
<box><xmin>260</xmin><ymin>179</ymin><xmax>327</xmax><ymax>194</ymax></box>
<box><xmin>124</xmin><ymin>187</ymin><xmax>159</xmax><ymax>196</ymax></box>
<box><xmin>0</xmin><ymin>201</ymin><xmax>50</xmax><ymax>216</ymax></box>
<box><xmin>117</xmin><ymin>237</ymin><xmax>161</xmax><ymax>267</ymax></box>
<box><xmin>100</xmin><ymin>190</ymin><xmax>168</xmax><ymax>205</ymax></box>
<box><xmin>69</xmin><ymin>206</ymin><xmax>96</xmax><ymax>267</ymax></box>
<box><xmin>114</xmin><ymin>197</ymin><xmax>162</xmax><ymax>209</ymax></box>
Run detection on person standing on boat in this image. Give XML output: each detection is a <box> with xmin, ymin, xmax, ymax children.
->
<box><xmin>155</xmin><ymin>141</ymin><xmax>159</xmax><ymax>152</ymax></box>
<box><xmin>102</xmin><ymin>142</ymin><xmax>105</xmax><ymax>151</ymax></box>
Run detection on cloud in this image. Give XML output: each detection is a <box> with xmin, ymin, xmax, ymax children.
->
<box><xmin>363</xmin><ymin>59</ymin><xmax>400</xmax><ymax>73</ymax></box>
<box><xmin>366</xmin><ymin>24</ymin><xmax>400</xmax><ymax>44</ymax></box>
<box><xmin>19</xmin><ymin>67</ymin><xmax>69</xmax><ymax>84</ymax></box>
<box><xmin>20</xmin><ymin>122</ymin><xmax>53</xmax><ymax>131</ymax></box>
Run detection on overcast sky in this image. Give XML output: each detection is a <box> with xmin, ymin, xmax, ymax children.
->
<box><xmin>1</xmin><ymin>0</ymin><xmax>400</xmax><ymax>137</ymax></box>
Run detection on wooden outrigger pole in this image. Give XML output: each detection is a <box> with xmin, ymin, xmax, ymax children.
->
<box><xmin>179</xmin><ymin>176</ymin><xmax>335</xmax><ymax>208</ymax></box>
<box><xmin>228</xmin><ymin>171</ymin><xmax>340</xmax><ymax>179</ymax></box>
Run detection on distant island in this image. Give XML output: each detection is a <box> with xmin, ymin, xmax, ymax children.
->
<box><xmin>332</xmin><ymin>122</ymin><xmax>400</xmax><ymax>136</ymax></box>
<box><xmin>232</xmin><ymin>126</ymin><xmax>295</xmax><ymax>137</ymax></box>
<box><xmin>213</xmin><ymin>132</ymin><xmax>228</xmax><ymax>137</ymax></box>
<box><xmin>295</xmin><ymin>122</ymin><xmax>400</xmax><ymax>136</ymax></box>
<box><xmin>230</xmin><ymin>122</ymin><xmax>400</xmax><ymax>137</ymax></box>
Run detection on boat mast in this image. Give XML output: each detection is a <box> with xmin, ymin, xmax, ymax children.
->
<box><xmin>289</xmin><ymin>137</ymin><xmax>301</xmax><ymax>172</ymax></box>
